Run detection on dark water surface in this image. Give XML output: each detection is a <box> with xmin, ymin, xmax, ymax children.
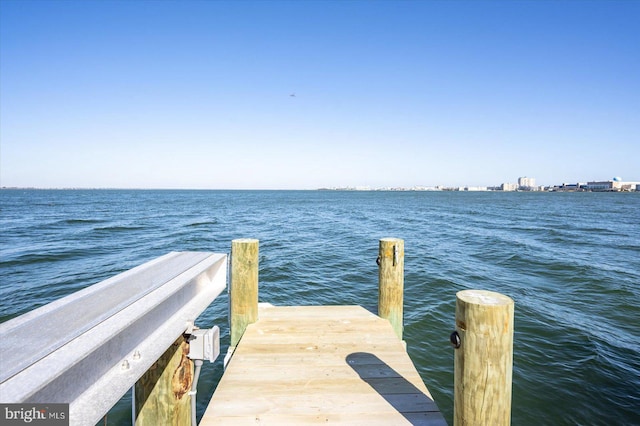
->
<box><xmin>1</xmin><ymin>190</ymin><xmax>639</xmax><ymax>425</ymax></box>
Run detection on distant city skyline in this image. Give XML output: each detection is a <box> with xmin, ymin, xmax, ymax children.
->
<box><xmin>4</xmin><ymin>175</ymin><xmax>638</xmax><ymax>192</ymax></box>
<box><xmin>317</xmin><ymin>176</ymin><xmax>639</xmax><ymax>191</ymax></box>
<box><xmin>1</xmin><ymin>1</ymin><xmax>638</xmax><ymax>190</ymax></box>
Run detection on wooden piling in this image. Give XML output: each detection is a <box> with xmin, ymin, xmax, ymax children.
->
<box><xmin>230</xmin><ymin>238</ymin><xmax>259</xmax><ymax>347</ymax></box>
<box><xmin>454</xmin><ymin>289</ymin><xmax>514</xmax><ymax>426</ymax></box>
<box><xmin>378</xmin><ymin>237</ymin><xmax>404</xmax><ymax>340</ymax></box>
<box><xmin>134</xmin><ymin>335</ymin><xmax>193</xmax><ymax>425</ymax></box>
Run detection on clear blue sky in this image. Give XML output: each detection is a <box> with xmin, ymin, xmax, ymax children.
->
<box><xmin>1</xmin><ymin>0</ymin><xmax>638</xmax><ymax>189</ymax></box>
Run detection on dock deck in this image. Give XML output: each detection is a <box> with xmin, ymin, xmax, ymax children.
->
<box><xmin>201</xmin><ymin>304</ymin><xmax>446</xmax><ymax>425</ymax></box>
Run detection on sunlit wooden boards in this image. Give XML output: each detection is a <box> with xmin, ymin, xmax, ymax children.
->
<box><xmin>201</xmin><ymin>305</ymin><xmax>446</xmax><ymax>425</ymax></box>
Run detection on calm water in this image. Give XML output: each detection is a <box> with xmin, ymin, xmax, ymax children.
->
<box><xmin>1</xmin><ymin>189</ymin><xmax>639</xmax><ymax>425</ymax></box>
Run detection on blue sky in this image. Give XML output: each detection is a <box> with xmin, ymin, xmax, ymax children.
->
<box><xmin>1</xmin><ymin>0</ymin><xmax>638</xmax><ymax>189</ymax></box>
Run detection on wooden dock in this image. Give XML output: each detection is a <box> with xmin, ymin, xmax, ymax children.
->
<box><xmin>2</xmin><ymin>238</ymin><xmax>514</xmax><ymax>425</ymax></box>
<box><xmin>201</xmin><ymin>304</ymin><xmax>447</xmax><ymax>425</ymax></box>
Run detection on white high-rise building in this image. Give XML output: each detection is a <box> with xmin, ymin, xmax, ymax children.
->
<box><xmin>518</xmin><ymin>177</ymin><xmax>536</xmax><ymax>189</ymax></box>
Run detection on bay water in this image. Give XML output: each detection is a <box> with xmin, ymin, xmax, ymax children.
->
<box><xmin>1</xmin><ymin>189</ymin><xmax>638</xmax><ymax>425</ymax></box>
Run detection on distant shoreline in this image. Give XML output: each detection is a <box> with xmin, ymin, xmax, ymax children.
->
<box><xmin>2</xmin><ymin>186</ymin><xmax>638</xmax><ymax>193</ymax></box>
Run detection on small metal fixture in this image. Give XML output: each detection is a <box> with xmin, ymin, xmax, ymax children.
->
<box><xmin>450</xmin><ymin>331</ymin><xmax>461</xmax><ymax>349</ymax></box>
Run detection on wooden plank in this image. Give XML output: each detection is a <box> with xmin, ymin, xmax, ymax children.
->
<box><xmin>207</xmin><ymin>391</ymin><xmax>438</xmax><ymax>416</ymax></box>
<box><xmin>219</xmin><ymin>361</ymin><xmax>420</xmax><ymax>382</ymax></box>
<box><xmin>200</xmin><ymin>411</ymin><xmax>446</xmax><ymax>425</ymax></box>
<box><xmin>201</xmin><ymin>305</ymin><xmax>446</xmax><ymax>425</ymax></box>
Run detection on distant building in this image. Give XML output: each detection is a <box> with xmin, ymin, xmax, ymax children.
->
<box><xmin>501</xmin><ymin>183</ymin><xmax>517</xmax><ymax>191</ymax></box>
<box><xmin>586</xmin><ymin>181</ymin><xmax>615</xmax><ymax>191</ymax></box>
<box><xmin>553</xmin><ymin>183</ymin><xmax>584</xmax><ymax>191</ymax></box>
<box><xmin>619</xmin><ymin>182</ymin><xmax>640</xmax><ymax>191</ymax></box>
<box><xmin>518</xmin><ymin>177</ymin><xmax>536</xmax><ymax>190</ymax></box>
<box><xmin>586</xmin><ymin>179</ymin><xmax>640</xmax><ymax>192</ymax></box>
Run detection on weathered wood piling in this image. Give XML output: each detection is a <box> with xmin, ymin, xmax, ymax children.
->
<box><xmin>229</xmin><ymin>238</ymin><xmax>259</xmax><ymax>347</ymax></box>
<box><xmin>134</xmin><ymin>336</ymin><xmax>193</xmax><ymax>425</ymax></box>
<box><xmin>377</xmin><ymin>237</ymin><xmax>404</xmax><ymax>340</ymax></box>
<box><xmin>453</xmin><ymin>289</ymin><xmax>514</xmax><ymax>426</ymax></box>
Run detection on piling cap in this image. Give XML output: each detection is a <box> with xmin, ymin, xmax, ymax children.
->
<box><xmin>232</xmin><ymin>238</ymin><xmax>259</xmax><ymax>243</ymax></box>
<box><xmin>456</xmin><ymin>289</ymin><xmax>513</xmax><ymax>306</ymax></box>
